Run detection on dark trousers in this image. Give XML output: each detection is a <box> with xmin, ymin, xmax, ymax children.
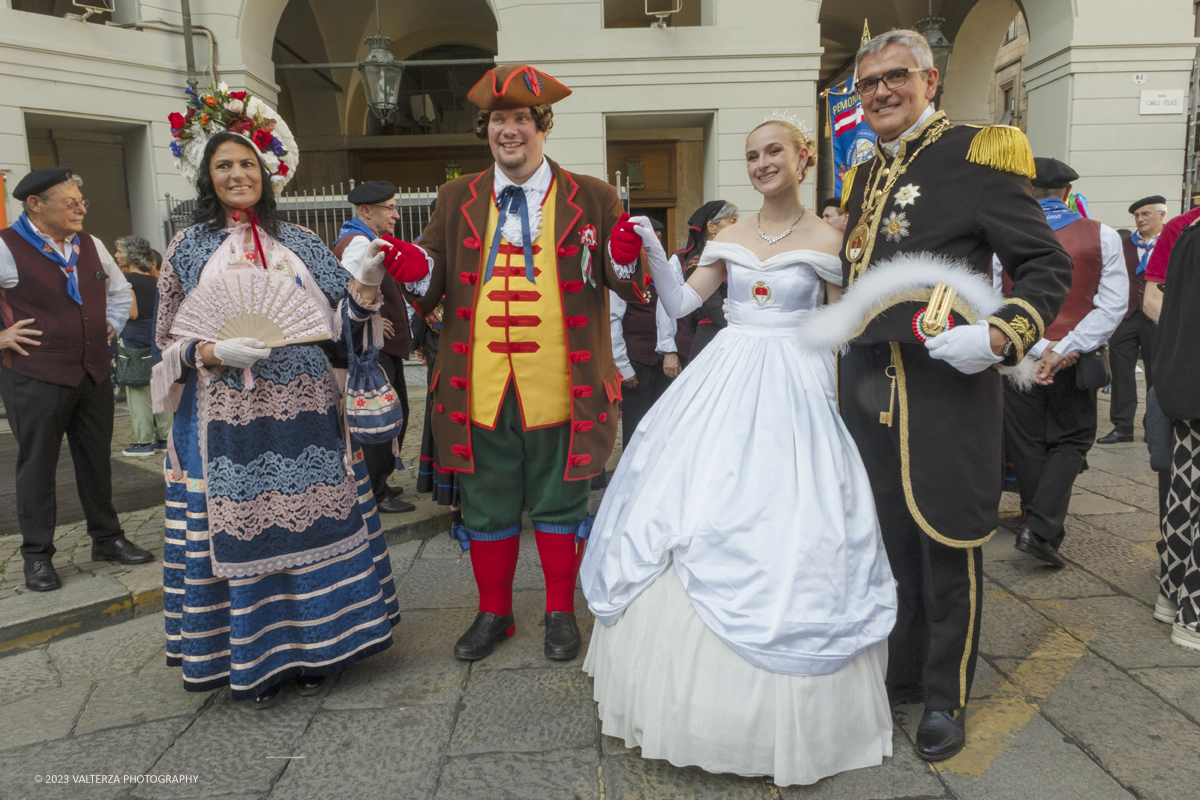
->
<box><xmin>1108</xmin><ymin>311</ymin><xmax>1156</xmax><ymax>434</ymax></box>
<box><xmin>0</xmin><ymin>368</ymin><xmax>123</xmax><ymax>562</ymax></box>
<box><xmin>620</xmin><ymin>358</ymin><xmax>675</xmax><ymax>452</ymax></box>
<box><xmin>1003</xmin><ymin>364</ymin><xmax>1098</xmax><ymax>546</ymax></box>
<box><xmin>361</xmin><ymin>352</ymin><xmax>409</xmax><ymax>500</ymax></box>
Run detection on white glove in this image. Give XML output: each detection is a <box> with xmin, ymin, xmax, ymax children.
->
<box><xmin>924</xmin><ymin>320</ymin><xmax>1004</xmax><ymax>375</ymax></box>
<box><xmin>214</xmin><ymin>337</ymin><xmax>272</xmax><ymax>369</ymax></box>
<box><xmin>343</xmin><ymin>239</ymin><xmax>389</xmax><ymax>286</ymax></box>
<box><xmin>629</xmin><ymin>215</ymin><xmax>702</xmax><ymax>320</ymax></box>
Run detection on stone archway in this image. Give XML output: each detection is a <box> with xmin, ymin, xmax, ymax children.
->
<box><xmin>939</xmin><ymin>0</ymin><xmax>1022</xmax><ymax>125</ymax></box>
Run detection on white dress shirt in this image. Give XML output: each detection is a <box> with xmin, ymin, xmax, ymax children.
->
<box><xmin>0</xmin><ymin>227</ymin><xmax>131</xmax><ymax>335</ymax></box>
<box><xmin>493</xmin><ymin>156</ymin><xmax>552</xmax><ymax>247</ymax></box>
<box><xmin>990</xmin><ymin>224</ymin><xmax>1129</xmax><ymax>359</ymax></box>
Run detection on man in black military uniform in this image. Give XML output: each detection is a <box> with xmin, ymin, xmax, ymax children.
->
<box><xmin>829</xmin><ymin>30</ymin><xmax>1071</xmax><ymax>761</ymax></box>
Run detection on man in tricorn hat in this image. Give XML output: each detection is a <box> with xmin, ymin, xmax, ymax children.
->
<box><xmin>1001</xmin><ymin>158</ymin><xmax>1128</xmax><ymax>567</ymax></box>
<box><xmin>0</xmin><ymin>167</ymin><xmax>150</xmax><ymax>593</ymax></box>
<box><xmin>336</xmin><ymin>180</ymin><xmax>416</xmax><ymax>514</ymax></box>
<box><xmin>380</xmin><ymin>65</ymin><xmax>648</xmax><ymax>662</ymax></box>
<box><xmin>1099</xmin><ymin>194</ymin><xmax>1167</xmax><ymax>444</ymax></box>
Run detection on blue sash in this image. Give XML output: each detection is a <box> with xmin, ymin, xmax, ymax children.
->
<box><xmin>1038</xmin><ymin>199</ymin><xmax>1082</xmax><ymax>232</ymax></box>
<box><xmin>1130</xmin><ymin>231</ymin><xmax>1157</xmax><ymax>275</ymax></box>
<box><xmin>336</xmin><ymin>217</ymin><xmax>377</xmax><ymax>243</ymax></box>
<box><xmin>11</xmin><ymin>213</ymin><xmax>82</xmax><ymax>304</ymax></box>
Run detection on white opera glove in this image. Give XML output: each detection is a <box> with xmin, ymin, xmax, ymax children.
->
<box><xmin>630</xmin><ymin>216</ymin><xmax>702</xmax><ymax>320</ymax></box>
<box><xmin>344</xmin><ymin>239</ymin><xmax>389</xmax><ymax>286</ymax></box>
<box><xmin>924</xmin><ymin>320</ymin><xmax>1003</xmax><ymax>375</ymax></box>
<box><xmin>214</xmin><ymin>337</ymin><xmax>272</xmax><ymax>370</ymax></box>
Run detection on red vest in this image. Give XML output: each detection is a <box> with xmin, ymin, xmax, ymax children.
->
<box><xmin>333</xmin><ymin>233</ymin><xmax>411</xmax><ymax>359</ymax></box>
<box><xmin>1121</xmin><ymin>236</ymin><xmax>1146</xmax><ymax>319</ymax></box>
<box><xmin>1045</xmin><ymin>217</ymin><xmax>1104</xmax><ymax>341</ymax></box>
<box><xmin>0</xmin><ymin>227</ymin><xmax>111</xmax><ymax>387</ymax></box>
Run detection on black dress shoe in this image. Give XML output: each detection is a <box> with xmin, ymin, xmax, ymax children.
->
<box><xmin>544</xmin><ymin>611</ymin><xmax>582</xmax><ymax>661</ymax></box>
<box><xmin>1014</xmin><ymin>526</ymin><xmax>1065</xmax><ymax>568</ymax></box>
<box><xmin>249</xmin><ymin>682</ymin><xmax>284</xmax><ymax>710</ymax></box>
<box><xmin>376</xmin><ymin>494</ymin><xmax>416</xmax><ymax>513</ymax></box>
<box><xmin>1097</xmin><ymin>429</ymin><xmax>1133</xmax><ymax>444</ymax></box>
<box><xmin>887</xmin><ymin>684</ymin><xmax>925</xmax><ymax>709</ymax></box>
<box><xmin>24</xmin><ymin>560</ymin><xmax>62</xmax><ymax>592</ymax></box>
<box><xmin>293</xmin><ymin>675</ymin><xmax>327</xmax><ymax>697</ymax></box>
<box><xmin>386</xmin><ymin>485</ymin><xmax>404</xmax><ymax>497</ymax></box>
<box><xmin>91</xmin><ymin>536</ymin><xmax>154</xmax><ymax>565</ymax></box>
<box><xmin>916</xmin><ymin>708</ymin><xmax>965</xmax><ymax>761</ymax></box>
<box><xmin>454</xmin><ymin>612</ymin><xmax>515</xmax><ymax>660</ymax></box>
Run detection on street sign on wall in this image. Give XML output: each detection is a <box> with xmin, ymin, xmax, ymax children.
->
<box><xmin>1141</xmin><ymin>89</ymin><xmax>1186</xmax><ymax>115</ymax></box>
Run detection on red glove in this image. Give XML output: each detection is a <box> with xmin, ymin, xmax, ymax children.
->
<box><xmin>608</xmin><ymin>212</ymin><xmax>642</xmax><ymax>265</ymax></box>
<box><xmin>381</xmin><ymin>235</ymin><xmax>430</xmax><ymax>283</ymax></box>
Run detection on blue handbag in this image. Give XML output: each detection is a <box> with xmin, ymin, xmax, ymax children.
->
<box><xmin>343</xmin><ymin>303</ymin><xmax>405</xmax><ymax>445</ymax></box>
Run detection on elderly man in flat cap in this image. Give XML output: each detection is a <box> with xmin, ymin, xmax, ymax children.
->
<box><xmin>335</xmin><ymin>180</ymin><xmax>416</xmax><ymax>514</ymax></box>
<box><xmin>0</xmin><ymin>167</ymin><xmax>151</xmax><ymax>592</ymax></box>
<box><xmin>1000</xmin><ymin>158</ymin><xmax>1128</xmax><ymax>566</ymax></box>
<box><xmin>1099</xmin><ymin>195</ymin><xmax>1168</xmax><ymax>444</ymax></box>
<box><xmin>378</xmin><ymin>64</ymin><xmax>648</xmax><ymax>663</ymax></box>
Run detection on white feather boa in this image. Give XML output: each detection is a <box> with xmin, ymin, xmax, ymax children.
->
<box><xmin>799</xmin><ymin>251</ymin><xmax>1038</xmax><ymax>390</ymax></box>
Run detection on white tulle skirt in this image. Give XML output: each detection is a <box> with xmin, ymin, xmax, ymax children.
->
<box><xmin>584</xmin><ymin>567</ymin><xmax>893</xmax><ymax>787</ymax></box>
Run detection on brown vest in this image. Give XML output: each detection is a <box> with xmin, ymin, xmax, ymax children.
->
<box><xmin>622</xmin><ymin>286</ymin><xmax>660</xmax><ymax>366</ymax></box>
<box><xmin>1121</xmin><ymin>235</ymin><xmax>1147</xmax><ymax>319</ymax></box>
<box><xmin>0</xmin><ymin>227</ymin><xmax>110</xmax><ymax>386</ymax></box>
<box><xmin>333</xmin><ymin>233</ymin><xmax>411</xmax><ymax>359</ymax></box>
<box><xmin>1045</xmin><ymin>217</ymin><xmax>1104</xmax><ymax>341</ymax></box>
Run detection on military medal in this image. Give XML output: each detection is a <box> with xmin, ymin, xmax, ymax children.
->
<box><xmin>893</xmin><ymin>184</ymin><xmax>921</xmax><ymax>208</ymax></box>
<box><xmin>846</xmin><ymin>222</ymin><xmax>869</xmax><ymax>261</ymax></box>
<box><xmin>882</xmin><ymin>212</ymin><xmax>910</xmax><ymax>243</ymax></box>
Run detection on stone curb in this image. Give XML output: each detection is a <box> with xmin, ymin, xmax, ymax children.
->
<box><xmin>0</xmin><ymin>504</ymin><xmax>454</xmax><ymax>657</ymax></box>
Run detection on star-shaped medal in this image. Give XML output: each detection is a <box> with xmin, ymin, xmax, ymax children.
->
<box><xmin>894</xmin><ymin>184</ymin><xmax>921</xmax><ymax>208</ymax></box>
<box><xmin>883</xmin><ymin>212</ymin><xmax>911</xmax><ymax>243</ymax></box>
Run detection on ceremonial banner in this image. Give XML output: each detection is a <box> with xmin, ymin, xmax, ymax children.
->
<box><xmin>828</xmin><ymin>76</ymin><xmax>877</xmax><ymax>197</ymax></box>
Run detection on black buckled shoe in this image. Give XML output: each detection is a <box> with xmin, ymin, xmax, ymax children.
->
<box><xmin>249</xmin><ymin>682</ymin><xmax>284</xmax><ymax>710</ymax></box>
<box><xmin>544</xmin><ymin>611</ymin><xmax>582</xmax><ymax>661</ymax></box>
<box><xmin>1014</xmin><ymin>526</ymin><xmax>1065</xmax><ymax>568</ymax></box>
<box><xmin>1097</xmin><ymin>429</ymin><xmax>1133</xmax><ymax>444</ymax></box>
<box><xmin>24</xmin><ymin>560</ymin><xmax>62</xmax><ymax>592</ymax></box>
<box><xmin>454</xmin><ymin>612</ymin><xmax>515</xmax><ymax>661</ymax></box>
<box><xmin>916</xmin><ymin>708</ymin><xmax>966</xmax><ymax>761</ymax></box>
<box><xmin>294</xmin><ymin>675</ymin><xmax>327</xmax><ymax>697</ymax></box>
<box><xmin>91</xmin><ymin>536</ymin><xmax>154</xmax><ymax>565</ymax></box>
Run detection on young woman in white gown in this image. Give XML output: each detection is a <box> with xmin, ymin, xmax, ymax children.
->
<box><xmin>579</xmin><ymin>117</ymin><xmax>898</xmax><ymax>787</ymax></box>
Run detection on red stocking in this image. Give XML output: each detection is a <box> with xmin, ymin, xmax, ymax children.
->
<box><xmin>535</xmin><ymin>530</ymin><xmax>584</xmax><ymax>614</ymax></box>
<box><xmin>469</xmin><ymin>536</ymin><xmax>520</xmax><ymax>616</ymax></box>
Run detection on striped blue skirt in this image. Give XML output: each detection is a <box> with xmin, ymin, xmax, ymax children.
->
<box><xmin>163</xmin><ymin>449</ymin><xmax>400</xmax><ymax>699</ymax></box>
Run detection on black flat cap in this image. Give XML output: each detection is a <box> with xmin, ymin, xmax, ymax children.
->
<box><xmin>1030</xmin><ymin>158</ymin><xmax>1078</xmax><ymax>189</ymax></box>
<box><xmin>649</xmin><ymin>218</ymin><xmax>665</xmax><ymax>233</ymax></box>
<box><xmin>347</xmin><ymin>180</ymin><xmax>397</xmax><ymax>206</ymax></box>
<box><xmin>1128</xmin><ymin>195</ymin><xmax>1166</xmax><ymax>214</ymax></box>
<box><xmin>821</xmin><ymin>196</ymin><xmax>842</xmax><ymax>211</ymax></box>
<box><xmin>13</xmin><ymin>167</ymin><xmax>75</xmax><ymax>201</ymax></box>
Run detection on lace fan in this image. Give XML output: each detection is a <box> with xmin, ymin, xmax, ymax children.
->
<box><xmin>171</xmin><ymin>269</ymin><xmax>331</xmax><ymax>348</ymax></box>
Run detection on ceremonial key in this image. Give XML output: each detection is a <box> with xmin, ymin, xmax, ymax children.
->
<box><xmin>880</xmin><ymin>364</ymin><xmax>897</xmax><ymax>427</ymax></box>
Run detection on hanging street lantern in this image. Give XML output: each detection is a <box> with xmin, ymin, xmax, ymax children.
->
<box><xmin>358</xmin><ymin>34</ymin><xmax>403</xmax><ymax>125</ymax></box>
<box><xmin>915</xmin><ymin>3</ymin><xmax>953</xmax><ymax>91</ymax></box>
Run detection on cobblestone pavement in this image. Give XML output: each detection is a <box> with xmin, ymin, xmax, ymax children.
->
<box><xmin>1</xmin><ymin>384</ymin><xmax>1198</xmax><ymax>799</ymax></box>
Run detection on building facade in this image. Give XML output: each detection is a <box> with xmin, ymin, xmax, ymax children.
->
<box><xmin>1</xmin><ymin>0</ymin><xmax>1196</xmax><ymax>251</ymax></box>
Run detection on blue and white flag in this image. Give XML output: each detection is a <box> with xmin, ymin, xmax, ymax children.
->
<box><xmin>828</xmin><ymin>76</ymin><xmax>878</xmax><ymax>197</ymax></box>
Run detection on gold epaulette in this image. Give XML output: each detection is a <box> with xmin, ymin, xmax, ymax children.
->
<box><xmin>840</xmin><ymin>165</ymin><xmax>858</xmax><ymax>211</ymax></box>
<box><xmin>965</xmin><ymin>125</ymin><xmax>1036</xmax><ymax>179</ymax></box>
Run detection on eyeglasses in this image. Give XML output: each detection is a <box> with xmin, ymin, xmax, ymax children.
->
<box><xmin>371</xmin><ymin>203</ymin><xmax>400</xmax><ymax>215</ymax></box>
<box><xmin>43</xmin><ymin>198</ymin><xmax>90</xmax><ymax>212</ymax></box>
<box><xmin>855</xmin><ymin>67</ymin><xmax>924</xmax><ymax>98</ymax></box>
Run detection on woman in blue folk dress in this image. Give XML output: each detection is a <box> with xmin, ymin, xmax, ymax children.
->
<box><xmin>153</xmin><ymin>119</ymin><xmax>400</xmax><ymax>708</ymax></box>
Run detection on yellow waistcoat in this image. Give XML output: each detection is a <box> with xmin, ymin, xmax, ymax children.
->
<box><xmin>470</xmin><ymin>185</ymin><xmax>571</xmax><ymax>428</ymax></box>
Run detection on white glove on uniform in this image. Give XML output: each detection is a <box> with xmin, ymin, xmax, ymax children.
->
<box><xmin>342</xmin><ymin>238</ymin><xmax>389</xmax><ymax>286</ymax></box>
<box><xmin>214</xmin><ymin>337</ymin><xmax>272</xmax><ymax>369</ymax></box>
<box><xmin>924</xmin><ymin>320</ymin><xmax>1004</xmax><ymax>375</ymax></box>
<box><xmin>629</xmin><ymin>215</ymin><xmax>703</xmax><ymax>320</ymax></box>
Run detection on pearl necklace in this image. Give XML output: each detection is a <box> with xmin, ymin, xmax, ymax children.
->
<box><xmin>756</xmin><ymin>209</ymin><xmax>805</xmax><ymax>245</ymax></box>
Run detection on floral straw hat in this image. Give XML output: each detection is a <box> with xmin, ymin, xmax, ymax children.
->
<box><xmin>168</xmin><ymin>83</ymin><xmax>299</xmax><ymax>192</ymax></box>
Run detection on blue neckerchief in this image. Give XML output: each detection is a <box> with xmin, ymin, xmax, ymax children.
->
<box><xmin>1038</xmin><ymin>198</ymin><xmax>1082</xmax><ymax>232</ymax></box>
<box><xmin>485</xmin><ymin>185</ymin><xmax>535</xmax><ymax>284</ymax></box>
<box><xmin>337</xmin><ymin>217</ymin><xmax>378</xmax><ymax>243</ymax></box>
<box><xmin>12</xmin><ymin>213</ymin><xmax>82</xmax><ymax>304</ymax></box>
<box><xmin>1130</xmin><ymin>230</ymin><xmax>1157</xmax><ymax>275</ymax></box>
